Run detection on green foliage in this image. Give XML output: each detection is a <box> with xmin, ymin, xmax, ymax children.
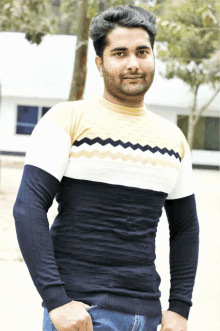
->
<box><xmin>153</xmin><ymin>0</ymin><xmax>220</xmax><ymax>148</ymax></box>
<box><xmin>59</xmin><ymin>0</ymin><xmax>135</xmax><ymax>36</ymax></box>
<box><xmin>0</xmin><ymin>0</ymin><xmax>59</xmax><ymax>44</ymax></box>
<box><xmin>59</xmin><ymin>0</ymin><xmax>79</xmax><ymax>35</ymax></box>
<box><xmin>146</xmin><ymin>0</ymin><xmax>166</xmax><ymax>15</ymax></box>
<box><xmin>0</xmin><ymin>0</ymin><xmax>151</xmax><ymax>43</ymax></box>
<box><xmin>153</xmin><ymin>0</ymin><xmax>220</xmax><ymax>89</ymax></box>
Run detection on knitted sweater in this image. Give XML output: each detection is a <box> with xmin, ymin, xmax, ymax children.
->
<box><xmin>13</xmin><ymin>96</ymin><xmax>199</xmax><ymax>320</ymax></box>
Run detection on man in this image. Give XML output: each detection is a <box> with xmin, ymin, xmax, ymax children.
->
<box><xmin>13</xmin><ymin>5</ymin><xmax>199</xmax><ymax>331</ymax></box>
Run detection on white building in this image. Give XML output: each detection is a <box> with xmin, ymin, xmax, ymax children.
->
<box><xmin>0</xmin><ymin>32</ymin><xmax>219</xmax><ymax>169</ymax></box>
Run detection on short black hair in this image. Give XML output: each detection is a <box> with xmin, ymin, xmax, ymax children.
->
<box><xmin>89</xmin><ymin>5</ymin><xmax>157</xmax><ymax>58</ymax></box>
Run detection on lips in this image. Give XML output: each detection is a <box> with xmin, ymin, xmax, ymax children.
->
<box><xmin>123</xmin><ymin>76</ymin><xmax>142</xmax><ymax>79</ymax></box>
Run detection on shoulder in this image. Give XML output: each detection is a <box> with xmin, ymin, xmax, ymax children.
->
<box><xmin>44</xmin><ymin>99</ymin><xmax>91</xmax><ymax>120</ymax></box>
<box><xmin>39</xmin><ymin>99</ymin><xmax>92</xmax><ymax>133</ymax></box>
<box><xmin>146</xmin><ymin>109</ymin><xmax>189</xmax><ymax>160</ymax></box>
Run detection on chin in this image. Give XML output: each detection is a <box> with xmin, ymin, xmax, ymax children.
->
<box><xmin>121</xmin><ymin>83</ymin><xmax>148</xmax><ymax>93</ymax></box>
<box><xmin>123</xmin><ymin>88</ymin><xmax>148</xmax><ymax>96</ymax></box>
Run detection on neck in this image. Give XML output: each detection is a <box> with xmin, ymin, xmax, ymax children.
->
<box><xmin>103</xmin><ymin>91</ymin><xmax>145</xmax><ymax>108</ymax></box>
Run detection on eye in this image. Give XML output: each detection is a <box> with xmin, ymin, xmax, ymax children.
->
<box><xmin>114</xmin><ymin>52</ymin><xmax>125</xmax><ymax>57</ymax></box>
<box><xmin>138</xmin><ymin>50</ymin><xmax>148</xmax><ymax>56</ymax></box>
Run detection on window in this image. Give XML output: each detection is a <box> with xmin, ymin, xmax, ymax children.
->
<box><xmin>205</xmin><ymin>117</ymin><xmax>220</xmax><ymax>151</ymax></box>
<box><xmin>177</xmin><ymin>115</ymin><xmax>220</xmax><ymax>151</ymax></box>
<box><xmin>16</xmin><ymin>105</ymin><xmax>51</xmax><ymax>135</ymax></box>
<box><xmin>42</xmin><ymin>107</ymin><xmax>50</xmax><ymax>117</ymax></box>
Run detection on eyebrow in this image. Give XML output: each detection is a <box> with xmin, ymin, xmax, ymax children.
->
<box><xmin>110</xmin><ymin>45</ymin><xmax>151</xmax><ymax>52</ymax></box>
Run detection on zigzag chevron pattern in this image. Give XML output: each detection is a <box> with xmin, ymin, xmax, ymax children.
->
<box><xmin>69</xmin><ymin>151</ymin><xmax>180</xmax><ymax>170</ymax></box>
<box><xmin>73</xmin><ymin>137</ymin><xmax>182</xmax><ymax>161</ymax></box>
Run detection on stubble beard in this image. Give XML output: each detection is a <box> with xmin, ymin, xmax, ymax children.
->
<box><xmin>103</xmin><ymin>66</ymin><xmax>155</xmax><ymax>101</ymax></box>
<box><xmin>120</xmin><ymin>78</ymin><xmax>149</xmax><ymax>96</ymax></box>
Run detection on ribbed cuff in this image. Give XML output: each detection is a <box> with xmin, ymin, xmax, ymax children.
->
<box><xmin>43</xmin><ymin>285</ymin><xmax>73</xmax><ymax>312</ymax></box>
<box><xmin>168</xmin><ymin>299</ymin><xmax>191</xmax><ymax>320</ymax></box>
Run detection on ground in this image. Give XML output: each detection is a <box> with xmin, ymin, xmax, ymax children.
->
<box><xmin>0</xmin><ymin>156</ymin><xmax>219</xmax><ymax>330</ymax></box>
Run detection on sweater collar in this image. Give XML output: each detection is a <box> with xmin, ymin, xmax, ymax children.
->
<box><xmin>98</xmin><ymin>96</ymin><xmax>146</xmax><ymax>116</ymax></box>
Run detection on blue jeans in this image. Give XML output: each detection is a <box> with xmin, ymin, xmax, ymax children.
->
<box><xmin>43</xmin><ymin>305</ymin><xmax>162</xmax><ymax>331</ymax></box>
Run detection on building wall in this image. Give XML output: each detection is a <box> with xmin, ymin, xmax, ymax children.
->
<box><xmin>192</xmin><ymin>150</ymin><xmax>220</xmax><ymax>167</ymax></box>
<box><xmin>0</xmin><ymin>96</ymin><xmax>61</xmax><ymax>154</ymax></box>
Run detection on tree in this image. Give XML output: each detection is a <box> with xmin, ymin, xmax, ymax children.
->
<box><xmin>62</xmin><ymin>0</ymin><xmax>135</xmax><ymax>101</ymax></box>
<box><xmin>0</xmin><ymin>0</ymin><xmax>59</xmax><ymax>44</ymax></box>
<box><xmin>67</xmin><ymin>0</ymin><xmax>92</xmax><ymax>101</ymax></box>
<box><xmin>0</xmin><ymin>0</ymin><xmax>135</xmax><ymax>101</ymax></box>
<box><xmin>152</xmin><ymin>0</ymin><xmax>220</xmax><ymax>149</ymax></box>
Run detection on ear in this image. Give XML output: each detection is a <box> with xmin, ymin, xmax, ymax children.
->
<box><xmin>95</xmin><ymin>56</ymin><xmax>103</xmax><ymax>77</ymax></box>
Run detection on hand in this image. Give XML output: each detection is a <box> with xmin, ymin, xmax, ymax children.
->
<box><xmin>159</xmin><ymin>310</ymin><xmax>187</xmax><ymax>331</ymax></box>
<box><xmin>49</xmin><ymin>300</ymin><xmax>93</xmax><ymax>331</ymax></box>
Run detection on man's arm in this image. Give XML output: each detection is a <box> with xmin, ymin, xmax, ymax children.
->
<box><xmin>13</xmin><ymin>103</ymin><xmax>94</xmax><ymax>330</ymax></box>
<box><xmin>13</xmin><ymin>164</ymin><xmax>73</xmax><ymax>311</ymax></box>
<box><xmin>162</xmin><ymin>128</ymin><xmax>200</xmax><ymax>322</ymax></box>
<box><xmin>13</xmin><ymin>164</ymin><xmax>94</xmax><ymax>330</ymax></box>
<box><xmin>13</xmin><ymin>102</ymin><xmax>74</xmax><ymax>312</ymax></box>
<box><xmin>164</xmin><ymin>194</ymin><xmax>200</xmax><ymax>320</ymax></box>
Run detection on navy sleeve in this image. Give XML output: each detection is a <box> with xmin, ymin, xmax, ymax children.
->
<box><xmin>164</xmin><ymin>194</ymin><xmax>200</xmax><ymax>320</ymax></box>
<box><xmin>13</xmin><ymin>165</ymin><xmax>72</xmax><ymax>312</ymax></box>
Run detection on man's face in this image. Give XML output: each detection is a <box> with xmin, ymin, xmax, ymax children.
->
<box><xmin>95</xmin><ymin>27</ymin><xmax>155</xmax><ymax>106</ymax></box>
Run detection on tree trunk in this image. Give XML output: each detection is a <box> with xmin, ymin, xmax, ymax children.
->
<box><xmin>187</xmin><ymin>112</ymin><xmax>196</xmax><ymax>150</ymax></box>
<box><xmin>68</xmin><ymin>0</ymin><xmax>92</xmax><ymax>101</ymax></box>
<box><xmin>187</xmin><ymin>86</ymin><xmax>220</xmax><ymax>150</ymax></box>
<box><xmin>187</xmin><ymin>85</ymin><xmax>199</xmax><ymax>150</ymax></box>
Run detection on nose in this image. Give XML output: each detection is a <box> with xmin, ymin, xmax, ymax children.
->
<box><xmin>126</xmin><ymin>54</ymin><xmax>140</xmax><ymax>72</ymax></box>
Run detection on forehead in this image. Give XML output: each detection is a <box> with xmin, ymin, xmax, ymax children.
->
<box><xmin>106</xmin><ymin>27</ymin><xmax>151</xmax><ymax>48</ymax></box>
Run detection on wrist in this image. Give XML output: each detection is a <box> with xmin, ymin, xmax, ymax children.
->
<box><xmin>168</xmin><ymin>299</ymin><xmax>191</xmax><ymax>320</ymax></box>
<box><xmin>43</xmin><ymin>286</ymin><xmax>72</xmax><ymax>312</ymax></box>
